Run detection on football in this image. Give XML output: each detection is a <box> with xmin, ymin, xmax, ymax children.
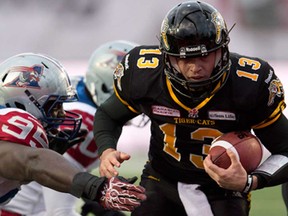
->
<box><xmin>208</xmin><ymin>131</ymin><xmax>263</xmax><ymax>173</ymax></box>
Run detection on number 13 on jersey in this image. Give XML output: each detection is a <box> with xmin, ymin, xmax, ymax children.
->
<box><xmin>160</xmin><ymin>123</ymin><xmax>222</xmax><ymax>169</ymax></box>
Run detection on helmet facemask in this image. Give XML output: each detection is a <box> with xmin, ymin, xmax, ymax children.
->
<box><xmin>164</xmin><ymin>46</ymin><xmax>231</xmax><ymax>101</ymax></box>
<box><xmin>39</xmin><ymin>94</ymin><xmax>82</xmax><ymax>142</ymax></box>
<box><xmin>159</xmin><ymin>1</ymin><xmax>232</xmax><ymax>102</ymax></box>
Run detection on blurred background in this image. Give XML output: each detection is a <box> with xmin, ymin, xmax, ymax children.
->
<box><xmin>1</xmin><ymin>0</ymin><xmax>287</xmax><ymax>215</ymax></box>
<box><xmin>1</xmin><ymin>0</ymin><xmax>288</xmax><ymax>61</ymax></box>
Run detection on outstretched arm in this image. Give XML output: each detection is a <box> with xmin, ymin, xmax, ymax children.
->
<box><xmin>0</xmin><ymin>141</ymin><xmax>80</xmax><ymax>191</ymax></box>
<box><xmin>0</xmin><ymin>141</ymin><xmax>146</xmax><ymax>211</ymax></box>
<box><xmin>94</xmin><ymin>94</ymin><xmax>138</xmax><ymax>178</ymax></box>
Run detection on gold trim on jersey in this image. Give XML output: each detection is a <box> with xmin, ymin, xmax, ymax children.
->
<box><xmin>114</xmin><ymin>71</ymin><xmax>227</xmax><ymax>116</ymax></box>
<box><xmin>113</xmin><ymin>84</ymin><xmax>139</xmax><ymax>114</ymax></box>
<box><xmin>252</xmin><ymin>100</ymin><xmax>286</xmax><ymax>129</ymax></box>
<box><xmin>147</xmin><ymin>175</ymin><xmax>160</xmax><ymax>182</ymax></box>
<box><xmin>165</xmin><ymin>74</ymin><xmax>226</xmax><ymax>113</ymax></box>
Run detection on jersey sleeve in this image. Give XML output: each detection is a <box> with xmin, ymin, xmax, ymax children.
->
<box><xmin>252</xmin><ymin>61</ymin><xmax>285</xmax><ymax>128</ymax></box>
<box><xmin>0</xmin><ymin>108</ymin><xmax>49</xmax><ymax>148</ymax></box>
<box><xmin>230</xmin><ymin>54</ymin><xmax>285</xmax><ymax>128</ymax></box>
<box><xmin>113</xmin><ymin>47</ymin><xmax>140</xmax><ymax>113</ymax></box>
<box><xmin>113</xmin><ymin>45</ymin><xmax>163</xmax><ymax>114</ymax></box>
<box><xmin>230</xmin><ymin>56</ymin><xmax>288</xmax><ymax>189</ymax></box>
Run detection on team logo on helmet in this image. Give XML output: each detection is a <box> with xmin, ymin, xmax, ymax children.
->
<box><xmin>160</xmin><ymin>18</ymin><xmax>170</xmax><ymax>51</ymax></box>
<box><xmin>113</xmin><ymin>63</ymin><xmax>124</xmax><ymax>91</ymax></box>
<box><xmin>268</xmin><ymin>78</ymin><xmax>284</xmax><ymax>106</ymax></box>
<box><xmin>211</xmin><ymin>11</ymin><xmax>226</xmax><ymax>44</ymax></box>
<box><xmin>4</xmin><ymin>65</ymin><xmax>44</xmax><ymax>88</ymax></box>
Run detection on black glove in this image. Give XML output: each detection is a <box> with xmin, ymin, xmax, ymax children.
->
<box><xmin>48</xmin><ymin>128</ymin><xmax>88</xmax><ymax>154</ymax></box>
<box><xmin>71</xmin><ymin>173</ymin><xmax>146</xmax><ymax>212</ymax></box>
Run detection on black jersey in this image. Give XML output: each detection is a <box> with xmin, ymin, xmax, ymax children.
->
<box><xmin>113</xmin><ymin>45</ymin><xmax>285</xmax><ymax>184</ymax></box>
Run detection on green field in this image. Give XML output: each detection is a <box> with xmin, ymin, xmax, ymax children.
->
<box><xmin>89</xmin><ymin>154</ymin><xmax>287</xmax><ymax>216</ymax></box>
<box><xmin>251</xmin><ymin>186</ymin><xmax>286</xmax><ymax>216</ymax></box>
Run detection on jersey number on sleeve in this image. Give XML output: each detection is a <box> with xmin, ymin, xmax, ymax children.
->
<box><xmin>137</xmin><ymin>49</ymin><xmax>161</xmax><ymax>69</ymax></box>
<box><xmin>236</xmin><ymin>57</ymin><xmax>261</xmax><ymax>81</ymax></box>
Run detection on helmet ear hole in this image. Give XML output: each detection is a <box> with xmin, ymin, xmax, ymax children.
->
<box><xmin>2</xmin><ymin>73</ymin><xmax>7</xmax><ymax>82</ymax></box>
<box><xmin>101</xmin><ymin>84</ymin><xmax>110</xmax><ymax>93</ymax></box>
<box><xmin>15</xmin><ymin>102</ymin><xmax>26</xmax><ymax>110</ymax></box>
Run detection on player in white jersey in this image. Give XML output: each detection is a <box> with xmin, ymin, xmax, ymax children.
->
<box><xmin>0</xmin><ymin>41</ymin><xmax>145</xmax><ymax>216</ymax></box>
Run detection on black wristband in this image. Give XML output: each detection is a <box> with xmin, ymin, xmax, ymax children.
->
<box><xmin>242</xmin><ymin>174</ymin><xmax>253</xmax><ymax>193</ymax></box>
<box><xmin>251</xmin><ymin>173</ymin><xmax>267</xmax><ymax>189</ymax></box>
<box><xmin>70</xmin><ymin>172</ymin><xmax>106</xmax><ymax>200</ymax></box>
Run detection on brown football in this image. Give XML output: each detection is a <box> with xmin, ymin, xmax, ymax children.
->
<box><xmin>208</xmin><ymin>131</ymin><xmax>263</xmax><ymax>173</ymax></box>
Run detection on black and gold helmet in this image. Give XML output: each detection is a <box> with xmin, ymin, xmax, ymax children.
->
<box><xmin>160</xmin><ymin>1</ymin><xmax>231</xmax><ymax>101</ymax></box>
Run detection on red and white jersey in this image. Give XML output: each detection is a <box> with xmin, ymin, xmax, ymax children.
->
<box><xmin>0</xmin><ymin>99</ymin><xmax>150</xmax><ymax>215</ymax></box>
<box><xmin>0</xmin><ymin>102</ymin><xmax>98</xmax><ymax>215</ymax></box>
<box><xmin>0</xmin><ymin>107</ymin><xmax>48</xmax><ymax>205</ymax></box>
<box><xmin>63</xmin><ymin>102</ymin><xmax>99</xmax><ymax>171</ymax></box>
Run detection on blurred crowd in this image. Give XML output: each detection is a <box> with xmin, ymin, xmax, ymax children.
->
<box><xmin>0</xmin><ymin>0</ymin><xmax>287</xmax><ymax>61</ymax></box>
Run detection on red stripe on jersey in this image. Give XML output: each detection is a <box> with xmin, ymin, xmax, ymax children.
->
<box><xmin>0</xmin><ymin>209</ymin><xmax>22</xmax><ymax>216</ymax></box>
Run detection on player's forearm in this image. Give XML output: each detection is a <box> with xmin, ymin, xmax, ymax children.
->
<box><xmin>94</xmin><ymin>94</ymin><xmax>137</xmax><ymax>155</ymax></box>
<box><xmin>28</xmin><ymin>151</ymin><xmax>108</xmax><ymax>203</ymax></box>
<box><xmin>252</xmin><ymin>114</ymin><xmax>288</xmax><ymax>189</ymax></box>
<box><xmin>0</xmin><ymin>142</ymin><xmax>78</xmax><ymax>192</ymax></box>
<box><xmin>25</xmin><ymin>148</ymin><xmax>80</xmax><ymax>192</ymax></box>
<box><xmin>93</xmin><ymin>106</ymin><xmax>121</xmax><ymax>156</ymax></box>
<box><xmin>26</xmin><ymin>148</ymin><xmax>107</xmax><ymax>200</ymax></box>
<box><xmin>252</xmin><ymin>154</ymin><xmax>288</xmax><ymax>189</ymax></box>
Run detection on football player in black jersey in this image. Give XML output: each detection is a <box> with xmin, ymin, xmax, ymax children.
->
<box><xmin>93</xmin><ymin>1</ymin><xmax>288</xmax><ymax>215</ymax></box>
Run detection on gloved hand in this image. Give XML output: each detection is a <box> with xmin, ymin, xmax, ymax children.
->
<box><xmin>71</xmin><ymin>173</ymin><xmax>146</xmax><ymax>212</ymax></box>
<box><xmin>48</xmin><ymin>128</ymin><xmax>88</xmax><ymax>154</ymax></box>
<box><xmin>99</xmin><ymin>176</ymin><xmax>146</xmax><ymax>211</ymax></box>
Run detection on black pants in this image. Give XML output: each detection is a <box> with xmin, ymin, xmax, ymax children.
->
<box><xmin>132</xmin><ymin>162</ymin><xmax>250</xmax><ymax>216</ymax></box>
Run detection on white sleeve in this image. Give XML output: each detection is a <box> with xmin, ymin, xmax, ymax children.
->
<box><xmin>42</xmin><ymin>187</ymin><xmax>80</xmax><ymax>216</ymax></box>
<box><xmin>0</xmin><ymin>182</ymin><xmax>45</xmax><ymax>215</ymax></box>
